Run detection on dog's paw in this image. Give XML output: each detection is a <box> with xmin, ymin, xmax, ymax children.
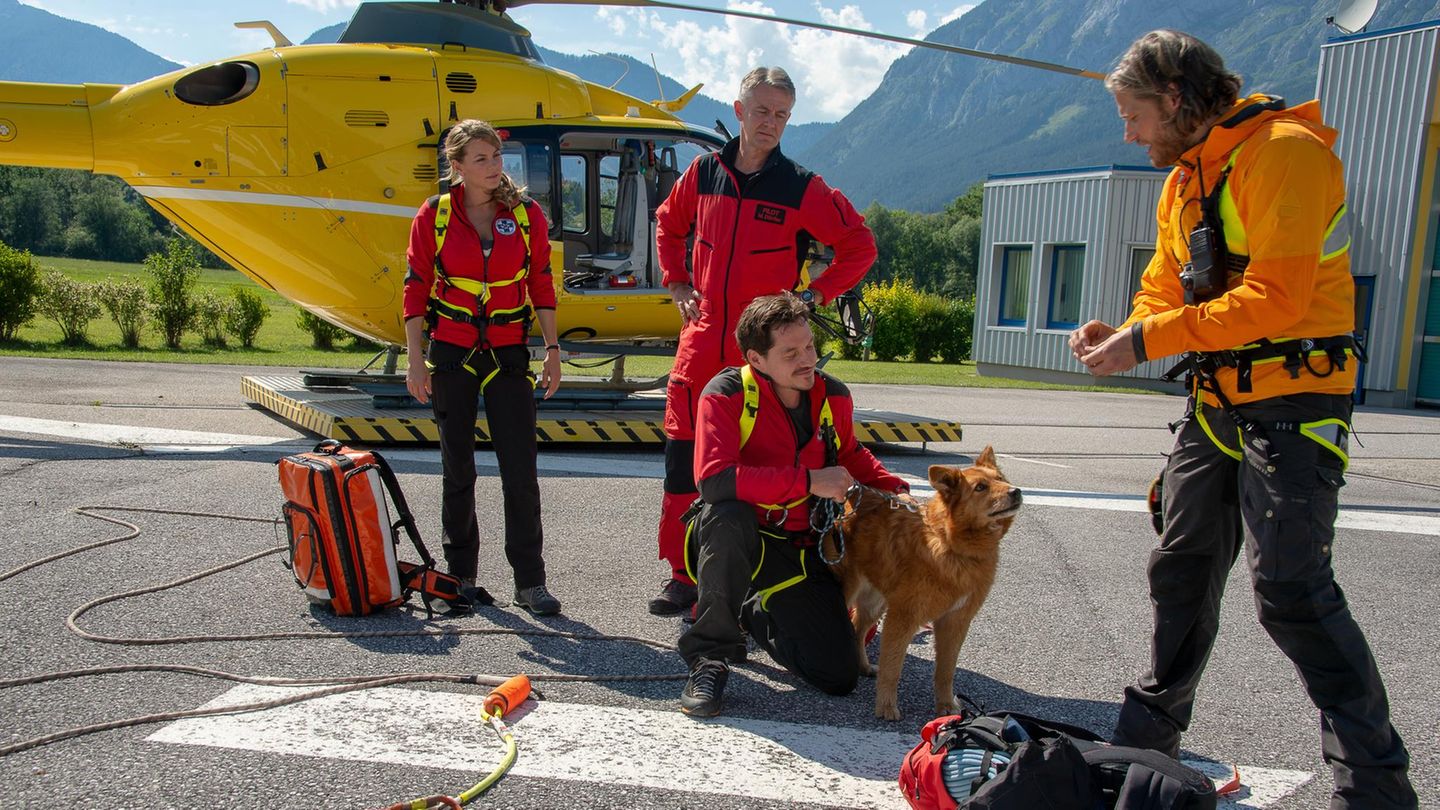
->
<box><xmin>935</xmin><ymin>697</ymin><xmax>960</xmax><ymax>716</ymax></box>
<box><xmin>858</xmin><ymin>659</ymin><xmax>876</xmax><ymax>678</ymax></box>
<box><xmin>874</xmin><ymin>696</ymin><xmax>901</xmax><ymax>721</ymax></box>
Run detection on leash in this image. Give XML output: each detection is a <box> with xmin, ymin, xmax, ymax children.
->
<box><xmin>813</xmin><ymin>484</ymin><xmax>924</xmax><ymax>564</ymax></box>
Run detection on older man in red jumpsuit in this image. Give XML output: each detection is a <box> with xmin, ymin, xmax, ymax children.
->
<box><xmin>647</xmin><ymin>66</ymin><xmax>877</xmax><ymax>615</ymax></box>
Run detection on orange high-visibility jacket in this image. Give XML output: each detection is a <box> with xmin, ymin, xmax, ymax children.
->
<box><xmin>1122</xmin><ymin>94</ymin><xmax>1357</xmax><ymax>405</ymax></box>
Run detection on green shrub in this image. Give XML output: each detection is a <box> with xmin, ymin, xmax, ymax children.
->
<box><xmin>297</xmin><ymin>309</ymin><xmax>348</xmax><ymax>350</ymax></box>
<box><xmin>0</xmin><ymin>241</ymin><xmax>41</xmax><ymax>341</ymax></box>
<box><xmin>224</xmin><ymin>286</ymin><xmax>270</xmax><ymax>348</ymax></box>
<box><xmin>912</xmin><ymin>293</ymin><xmax>950</xmax><ymax>362</ymax></box>
<box><xmin>810</xmin><ymin>320</ymin><xmax>832</xmax><ymax>357</ymax></box>
<box><xmin>146</xmin><ymin>239</ymin><xmax>201</xmax><ymax>349</ymax></box>
<box><xmin>939</xmin><ymin>297</ymin><xmax>976</xmax><ymax>364</ymax></box>
<box><xmin>195</xmin><ymin>291</ymin><xmax>231</xmax><ymax>347</ymax></box>
<box><xmin>864</xmin><ymin>278</ymin><xmax>922</xmax><ymax>362</ymax></box>
<box><xmin>96</xmin><ymin>276</ymin><xmax>149</xmax><ymax>348</ymax></box>
<box><xmin>36</xmin><ymin>269</ymin><xmax>97</xmax><ymax>345</ymax></box>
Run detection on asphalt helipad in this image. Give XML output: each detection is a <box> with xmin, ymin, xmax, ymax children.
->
<box><xmin>1</xmin><ymin>357</ymin><xmax>1436</xmax><ymax>809</ymax></box>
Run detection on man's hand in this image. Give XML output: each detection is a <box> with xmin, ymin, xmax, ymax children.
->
<box><xmin>668</xmin><ymin>282</ymin><xmax>702</xmax><ymax>325</ymax></box>
<box><xmin>809</xmin><ymin>466</ymin><xmax>854</xmax><ymax>502</ymax></box>
<box><xmin>1068</xmin><ymin>319</ymin><xmax>1116</xmax><ymax>363</ymax></box>
<box><xmin>1080</xmin><ymin>328</ymin><xmax>1140</xmax><ymax>377</ymax></box>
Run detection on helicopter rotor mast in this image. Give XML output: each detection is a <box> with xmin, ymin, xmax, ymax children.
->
<box><xmin>492</xmin><ymin>0</ymin><xmax>1106</xmax><ymax>80</ymax></box>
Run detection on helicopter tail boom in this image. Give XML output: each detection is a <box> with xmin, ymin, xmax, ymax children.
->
<box><xmin>0</xmin><ymin>82</ymin><xmax>118</xmax><ymax>172</ymax></box>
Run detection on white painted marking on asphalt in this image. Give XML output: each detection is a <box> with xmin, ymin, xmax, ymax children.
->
<box><xmin>152</xmin><ymin>684</ymin><xmax>907</xmax><ymax>808</ymax></box>
<box><xmin>149</xmin><ymin>685</ymin><xmax>1311</xmax><ymax>808</ymax></box>
<box><xmin>0</xmin><ymin>415</ymin><xmax>294</xmax><ymax>447</ymax></box>
<box><xmin>995</xmin><ymin>453</ymin><xmax>1072</xmax><ymax>469</ymax></box>
<box><xmin>6</xmin><ymin>417</ymin><xmax>1436</xmax><ymax>536</ymax></box>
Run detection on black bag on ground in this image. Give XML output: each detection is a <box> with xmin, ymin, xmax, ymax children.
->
<box><xmin>899</xmin><ymin>710</ymin><xmax>1216</xmax><ymax>810</ymax></box>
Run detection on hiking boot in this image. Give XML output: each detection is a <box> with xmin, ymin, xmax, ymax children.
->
<box><xmin>513</xmin><ymin>584</ymin><xmax>562</xmax><ymax>616</ymax></box>
<box><xmin>648</xmin><ymin>578</ymin><xmax>697</xmax><ymax>616</ymax></box>
<box><xmin>680</xmin><ymin>658</ymin><xmax>729</xmax><ymax>717</ymax></box>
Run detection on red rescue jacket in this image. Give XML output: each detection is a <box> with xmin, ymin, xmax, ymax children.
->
<box><xmin>695</xmin><ymin>367</ymin><xmax>906</xmax><ymax>533</ymax></box>
<box><xmin>655</xmin><ymin>140</ymin><xmax>876</xmax><ymax>389</ymax></box>
<box><xmin>403</xmin><ymin>184</ymin><xmax>556</xmax><ymax>350</ymax></box>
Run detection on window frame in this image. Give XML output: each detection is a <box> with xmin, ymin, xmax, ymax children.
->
<box><xmin>997</xmin><ymin>245</ymin><xmax>1032</xmax><ymax>327</ymax></box>
<box><xmin>1045</xmin><ymin>243</ymin><xmax>1086</xmax><ymax>330</ymax></box>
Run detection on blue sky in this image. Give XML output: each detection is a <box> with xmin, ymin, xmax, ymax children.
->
<box><xmin>18</xmin><ymin>0</ymin><xmax>980</xmax><ymax>123</ymax></box>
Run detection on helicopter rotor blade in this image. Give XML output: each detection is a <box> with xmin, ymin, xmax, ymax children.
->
<box><xmin>501</xmin><ymin>0</ymin><xmax>1106</xmax><ymax>80</ymax></box>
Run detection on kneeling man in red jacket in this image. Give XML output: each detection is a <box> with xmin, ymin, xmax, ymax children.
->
<box><xmin>677</xmin><ymin>292</ymin><xmax>911</xmax><ymax>717</ymax></box>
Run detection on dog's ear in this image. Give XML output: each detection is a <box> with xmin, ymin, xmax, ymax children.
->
<box><xmin>929</xmin><ymin>465</ymin><xmax>960</xmax><ymax>499</ymax></box>
<box><xmin>975</xmin><ymin>445</ymin><xmax>998</xmax><ymax>471</ymax></box>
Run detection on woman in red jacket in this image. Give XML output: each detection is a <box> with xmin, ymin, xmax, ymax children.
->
<box><xmin>402</xmin><ymin>119</ymin><xmax>563</xmax><ymax>616</ymax></box>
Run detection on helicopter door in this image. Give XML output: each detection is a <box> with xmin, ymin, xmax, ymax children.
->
<box><xmin>571</xmin><ymin>149</ymin><xmax>650</xmax><ymax>290</ymax></box>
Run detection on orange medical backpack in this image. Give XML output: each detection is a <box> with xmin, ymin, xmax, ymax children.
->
<box><xmin>278</xmin><ymin>440</ymin><xmax>469</xmax><ymax>616</ymax></box>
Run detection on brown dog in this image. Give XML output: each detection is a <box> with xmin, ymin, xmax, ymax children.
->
<box><xmin>830</xmin><ymin>446</ymin><xmax>1021</xmax><ymax>720</ymax></box>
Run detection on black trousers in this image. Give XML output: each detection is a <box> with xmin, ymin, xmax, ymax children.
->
<box><xmin>428</xmin><ymin>342</ymin><xmax>546</xmax><ymax>590</ymax></box>
<box><xmin>1114</xmin><ymin>393</ymin><xmax>1414</xmax><ymax>809</ymax></box>
<box><xmin>677</xmin><ymin>500</ymin><xmax>859</xmax><ymax>696</ymax></box>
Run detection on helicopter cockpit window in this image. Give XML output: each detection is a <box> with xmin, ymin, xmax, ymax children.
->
<box><xmin>174</xmin><ymin>62</ymin><xmax>261</xmax><ymax>107</ymax></box>
<box><xmin>560</xmin><ymin>155</ymin><xmax>588</xmax><ymax>234</ymax></box>
<box><xmin>500</xmin><ymin>141</ymin><xmax>555</xmax><ymax>236</ymax></box>
<box><xmin>338</xmin><ymin>3</ymin><xmax>541</xmax><ymax>61</ymax></box>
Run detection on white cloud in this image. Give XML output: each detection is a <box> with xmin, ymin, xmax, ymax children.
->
<box><xmin>284</xmin><ymin>0</ymin><xmax>361</xmax><ymax>12</ymax></box>
<box><xmin>597</xmin><ymin>8</ymin><xmax>628</xmax><ymax>37</ymax></box>
<box><xmin>939</xmin><ymin>5</ymin><xmax>976</xmax><ymax>26</ymax></box>
<box><xmin>906</xmin><ymin>10</ymin><xmax>928</xmax><ymax>33</ymax></box>
<box><xmin>602</xmin><ymin>0</ymin><xmax>909</xmax><ymax>124</ymax></box>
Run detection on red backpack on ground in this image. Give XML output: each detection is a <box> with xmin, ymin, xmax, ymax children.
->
<box><xmin>277</xmin><ymin>440</ymin><xmax>468</xmax><ymax>616</ymax></box>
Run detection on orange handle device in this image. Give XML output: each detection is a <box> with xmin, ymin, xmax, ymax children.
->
<box><xmin>482</xmin><ymin>674</ymin><xmax>530</xmax><ymax>718</ymax></box>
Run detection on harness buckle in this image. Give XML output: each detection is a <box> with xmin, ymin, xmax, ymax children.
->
<box><xmin>763</xmin><ymin>506</ymin><xmax>788</xmax><ymax>527</ymax></box>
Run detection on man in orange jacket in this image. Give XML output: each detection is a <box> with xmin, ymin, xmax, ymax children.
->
<box><xmin>648</xmin><ymin>66</ymin><xmax>876</xmax><ymax>617</ymax></box>
<box><xmin>1071</xmin><ymin>30</ymin><xmax>1415</xmax><ymax>808</ymax></box>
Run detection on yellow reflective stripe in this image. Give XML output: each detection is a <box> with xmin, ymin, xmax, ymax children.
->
<box><xmin>682</xmin><ymin>518</ymin><xmax>697</xmax><ymax>583</ymax></box>
<box><xmin>1321</xmin><ymin>204</ymin><xmax>1351</xmax><ymax>261</ymax></box>
<box><xmin>757</xmin><ymin>495</ymin><xmax>809</xmax><ymax>512</ymax></box>
<box><xmin>434</xmin><ymin>193</ymin><xmax>451</xmax><ymax>257</ymax></box>
<box><xmin>1300</xmin><ymin>418</ymin><xmax>1350</xmax><ymax>470</ymax></box>
<box><xmin>1245</xmin><ymin>349</ymin><xmax>1354</xmax><ymax>367</ymax></box>
<box><xmin>739</xmin><ymin>365</ymin><xmax>760</xmax><ymax>451</ymax></box>
<box><xmin>1218</xmin><ymin>148</ymin><xmax>1247</xmax><ymax>257</ymax></box>
<box><xmin>513</xmin><ymin>200</ymin><xmax>532</xmax><ymax>265</ymax></box>
<box><xmin>757</xmin><ymin>549</ymin><xmax>807</xmax><ymax>611</ymax></box>
<box><xmin>1197</xmin><ymin>401</ymin><xmax>1243</xmax><ymax>461</ymax></box>
<box><xmin>820</xmin><ymin>398</ymin><xmax>836</xmax><ymax>454</ymax></box>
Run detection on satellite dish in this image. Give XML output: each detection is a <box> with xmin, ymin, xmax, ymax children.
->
<box><xmin>1327</xmin><ymin>0</ymin><xmax>1379</xmax><ymax>34</ymax></box>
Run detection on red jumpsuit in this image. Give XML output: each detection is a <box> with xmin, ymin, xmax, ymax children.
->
<box><xmin>652</xmin><ymin>138</ymin><xmax>877</xmax><ymax>582</ymax></box>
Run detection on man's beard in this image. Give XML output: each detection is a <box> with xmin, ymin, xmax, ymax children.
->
<box><xmin>1148</xmin><ymin>123</ymin><xmax>1195</xmax><ymax>168</ymax></box>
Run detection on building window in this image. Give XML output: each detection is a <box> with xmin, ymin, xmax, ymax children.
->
<box><xmin>998</xmin><ymin>246</ymin><xmax>1031</xmax><ymax>326</ymax></box>
<box><xmin>1129</xmin><ymin>245</ymin><xmax>1156</xmax><ymax>299</ymax></box>
<box><xmin>1046</xmin><ymin>245</ymin><xmax>1085</xmax><ymax>329</ymax></box>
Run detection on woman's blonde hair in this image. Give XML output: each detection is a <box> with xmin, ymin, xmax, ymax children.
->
<box><xmin>443</xmin><ymin>119</ymin><xmax>526</xmax><ymax>209</ymax></box>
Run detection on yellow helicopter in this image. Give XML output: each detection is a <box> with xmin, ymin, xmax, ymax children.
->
<box><xmin>0</xmin><ymin>0</ymin><xmax>1101</xmax><ymax>355</ymax></box>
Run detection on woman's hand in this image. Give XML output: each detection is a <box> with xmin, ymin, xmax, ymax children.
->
<box><xmin>540</xmin><ymin>347</ymin><xmax>563</xmax><ymax>399</ymax></box>
<box><xmin>405</xmin><ymin>361</ymin><xmax>431</xmax><ymax>405</ymax></box>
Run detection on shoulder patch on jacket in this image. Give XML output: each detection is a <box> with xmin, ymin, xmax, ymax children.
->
<box><xmin>817</xmin><ymin>370</ymin><xmax>850</xmax><ymax>399</ymax></box>
<box><xmin>702</xmin><ymin>367</ymin><xmax>744</xmax><ymax>399</ymax></box>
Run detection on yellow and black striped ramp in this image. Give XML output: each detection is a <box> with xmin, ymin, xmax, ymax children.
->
<box><xmin>242</xmin><ymin>376</ymin><xmax>961</xmax><ymax>446</ymax></box>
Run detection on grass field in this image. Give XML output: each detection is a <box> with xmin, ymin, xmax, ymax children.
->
<box><xmin>3</xmin><ymin>256</ymin><xmax>1155</xmax><ymax>394</ymax></box>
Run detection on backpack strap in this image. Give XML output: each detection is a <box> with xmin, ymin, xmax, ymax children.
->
<box><xmin>368</xmin><ymin>449</ymin><xmax>437</xmax><ymax>570</ymax></box>
<box><xmin>1082</xmin><ymin>747</ymin><xmax>1217</xmax><ymax>809</ymax></box>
